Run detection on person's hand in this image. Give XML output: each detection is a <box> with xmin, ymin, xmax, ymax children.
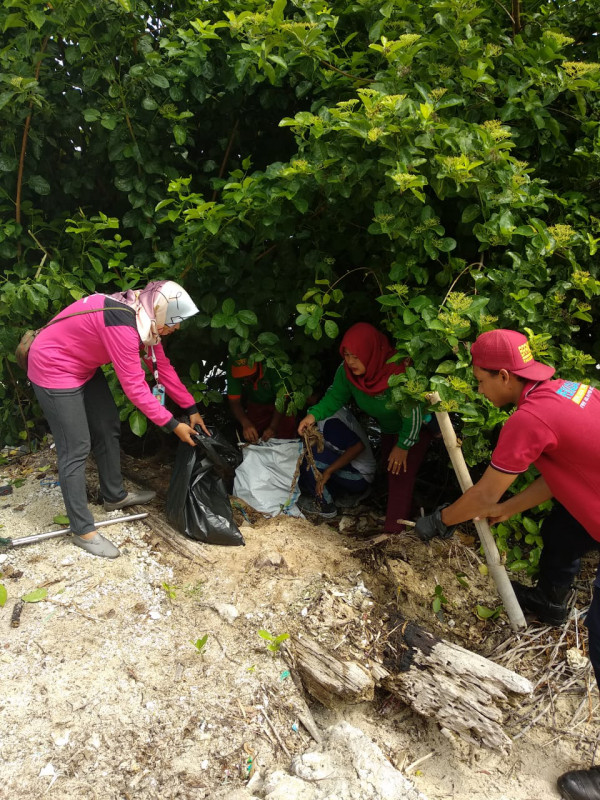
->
<box><xmin>485</xmin><ymin>505</ymin><xmax>512</xmax><ymax>525</ymax></box>
<box><xmin>298</xmin><ymin>414</ymin><xmax>316</xmax><ymax>436</ymax></box>
<box><xmin>315</xmin><ymin>468</ymin><xmax>332</xmax><ymax>498</ymax></box>
<box><xmin>414</xmin><ymin>505</ymin><xmax>455</xmax><ymax>541</ymax></box>
<box><xmin>174</xmin><ymin>422</ymin><xmax>199</xmax><ymax>446</ymax></box>
<box><xmin>243</xmin><ymin>422</ymin><xmax>259</xmax><ymax>443</ymax></box>
<box><xmin>387</xmin><ymin>445</ymin><xmax>408</xmax><ymax>475</ymax></box>
<box><xmin>262</xmin><ymin>426</ymin><xmax>276</xmax><ymax>442</ymax></box>
<box><xmin>189</xmin><ymin>412</ymin><xmax>210</xmax><ymax>436</ymax></box>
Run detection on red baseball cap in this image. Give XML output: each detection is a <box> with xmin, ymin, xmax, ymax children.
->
<box><xmin>471</xmin><ymin>329</ymin><xmax>555</xmax><ymax>380</ymax></box>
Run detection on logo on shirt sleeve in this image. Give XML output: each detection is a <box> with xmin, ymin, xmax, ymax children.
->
<box><xmin>556</xmin><ymin>381</ymin><xmax>592</xmax><ymax>407</ymax></box>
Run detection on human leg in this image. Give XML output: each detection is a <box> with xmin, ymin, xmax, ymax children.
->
<box><xmin>513</xmin><ymin>504</ymin><xmax>599</xmax><ymax>625</ymax></box>
<box><xmin>83</xmin><ymin>370</ymin><xmax>155</xmax><ymax>511</ymax></box>
<box><xmin>32</xmin><ymin>382</ymin><xmax>96</xmax><ymax>536</ymax></box>
<box><xmin>32</xmin><ymin>380</ymin><xmax>120</xmax><ymax>558</ymax></box>
<box><xmin>382</xmin><ymin>429</ymin><xmax>432</xmax><ymax>533</ymax></box>
<box><xmin>556</xmin><ymin>573</ymin><xmax>600</xmax><ymax>798</ymax></box>
<box><xmin>83</xmin><ymin>369</ymin><xmax>126</xmax><ymax>504</ymax></box>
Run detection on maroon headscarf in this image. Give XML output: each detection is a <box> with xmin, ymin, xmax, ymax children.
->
<box><xmin>340</xmin><ymin>323</ymin><xmax>407</xmax><ymax>396</ymax></box>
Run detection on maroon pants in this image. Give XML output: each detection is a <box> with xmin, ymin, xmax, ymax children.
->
<box><xmin>380</xmin><ymin>429</ymin><xmax>432</xmax><ymax>533</ymax></box>
<box><xmin>246</xmin><ymin>401</ymin><xmax>298</xmax><ymax>439</ymax></box>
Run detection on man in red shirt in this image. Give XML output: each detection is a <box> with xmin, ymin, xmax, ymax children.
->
<box><xmin>415</xmin><ymin>330</ymin><xmax>600</xmax><ymax>800</ymax></box>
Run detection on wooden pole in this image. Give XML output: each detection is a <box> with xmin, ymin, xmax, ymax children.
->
<box><xmin>428</xmin><ymin>392</ymin><xmax>527</xmax><ymax>631</ymax></box>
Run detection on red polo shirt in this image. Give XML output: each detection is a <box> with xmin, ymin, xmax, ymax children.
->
<box><xmin>491</xmin><ymin>378</ymin><xmax>600</xmax><ymax>541</ymax></box>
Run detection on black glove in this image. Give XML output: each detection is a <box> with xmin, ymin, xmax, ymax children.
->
<box><xmin>415</xmin><ymin>504</ymin><xmax>455</xmax><ymax>542</ymax></box>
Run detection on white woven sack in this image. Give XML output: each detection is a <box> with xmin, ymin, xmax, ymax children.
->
<box><xmin>233</xmin><ymin>439</ymin><xmax>304</xmax><ymax>517</ymax></box>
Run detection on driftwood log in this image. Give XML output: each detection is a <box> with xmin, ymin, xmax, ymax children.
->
<box><xmin>289</xmin><ymin>618</ymin><xmax>532</xmax><ymax>752</ymax></box>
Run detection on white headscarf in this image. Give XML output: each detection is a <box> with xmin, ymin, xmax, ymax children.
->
<box><xmin>110</xmin><ymin>280</ymin><xmax>199</xmax><ymax>346</ymax></box>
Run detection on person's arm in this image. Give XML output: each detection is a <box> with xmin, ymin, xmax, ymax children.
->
<box><xmin>440</xmin><ymin>466</ymin><xmax>520</xmax><ymax>526</ymax></box>
<box><xmin>145</xmin><ymin>344</ymin><xmax>210</xmax><ymax>436</ymax></box>
<box><xmin>298</xmin><ymin>365</ymin><xmax>351</xmax><ymax>433</ymax></box>
<box><xmin>228</xmin><ymin>396</ymin><xmax>259</xmax><ymax>443</ymax></box>
<box><xmin>486</xmin><ymin>476</ymin><xmax>553</xmax><ymax>524</ymax></box>
<box><xmin>316</xmin><ymin>440</ymin><xmax>365</xmax><ymax>497</ymax></box>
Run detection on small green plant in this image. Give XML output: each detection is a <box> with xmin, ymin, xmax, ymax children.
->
<box><xmin>432</xmin><ymin>584</ymin><xmax>448</xmax><ymax>615</ymax></box>
<box><xmin>191</xmin><ymin>634</ymin><xmax>209</xmax><ymax>654</ymax></box>
<box><xmin>456</xmin><ymin>572</ymin><xmax>469</xmax><ymax>589</ymax></box>
<box><xmin>53</xmin><ymin>515</ymin><xmax>70</xmax><ymax>526</ymax></box>
<box><xmin>21</xmin><ymin>588</ymin><xmax>47</xmax><ymax>603</ymax></box>
<box><xmin>183</xmin><ymin>581</ymin><xmax>204</xmax><ymax>599</ymax></box>
<box><xmin>258</xmin><ymin>629</ymin><xmax>290</xmax><ymax>653</ymax></box>
<box><xmin>162</xmin><ymin>582</ymin><xmax>178</xmax><ymax>601</ymax></box>
<box><xmin>475</xmin><ymin>604</ymin><xmax>503</xmax><ymax>621</ymax></box>
<box><xmin>0</xmin><ymin>583</ymin><xmax>7</xmax><ymax>608</ymax></box>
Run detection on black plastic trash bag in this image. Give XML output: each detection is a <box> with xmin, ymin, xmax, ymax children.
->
<box><xmin>166</xmin><ymin>426</ymin><xmax>245</xmax><ymax>546</ymax></box>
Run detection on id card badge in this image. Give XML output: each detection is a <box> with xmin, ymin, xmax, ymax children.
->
<box><xmin>152</xmin><ymin>384</ymin><xmax>166</xmax><ymax>406</ymax></box>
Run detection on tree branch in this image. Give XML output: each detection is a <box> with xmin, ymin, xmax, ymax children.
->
<box><xmin>16</xmin><ymin>37</ymin><xmax>49</xmax><ymax>256</ymax></box>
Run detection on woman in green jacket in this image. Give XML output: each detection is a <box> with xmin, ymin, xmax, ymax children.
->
<box><xmin>298</xmin><ymin>322</ymin><xmax>431</xmax><ymax>531</ymax></box>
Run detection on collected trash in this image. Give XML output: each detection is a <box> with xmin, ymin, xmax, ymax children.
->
<box><xmin>233</xmin><ymin>439</ymin><xmax>304</xmax><ymax>517</ymax></box>
<box><xmin>166</xmin><ymin>426</ymin><xmax>245</xmax><ymax>546</ymax></box>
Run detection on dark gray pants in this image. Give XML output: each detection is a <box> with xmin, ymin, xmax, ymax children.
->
<box><xmin>32</xmin><ymin>370</ymin><xmax>126</xmax><ymax>535</ymax></box>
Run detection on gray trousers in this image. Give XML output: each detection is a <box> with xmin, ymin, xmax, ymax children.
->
<box><xmin>32</xmin><ymin>369</ymin><xmax>126</xmax><ymax>535</ymax></box>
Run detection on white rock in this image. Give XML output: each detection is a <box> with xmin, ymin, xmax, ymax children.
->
<box><xmin>213</xmin><ymin>603</ymin><xmax>239</xmax><ymax>624</ymax></box>
<box><xmin>566</xmin><ymin>647</ymin><xmax>589</xmax><ymax>670</ymax></box>
<box><xmin>52</xmin><ymin>730</ymin><xmax>70</xmax><ymax>747</ymax></box>
<box><xmin>39</xmin><ymin>763</ymin><xmax>56</xmax><ymax>778</ymax></box>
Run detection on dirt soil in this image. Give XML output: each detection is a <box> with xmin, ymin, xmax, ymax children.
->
<box><xmin>1</xmin><ymin>446</ymin><xmax>599</xmax><ymax>799</ymax></box>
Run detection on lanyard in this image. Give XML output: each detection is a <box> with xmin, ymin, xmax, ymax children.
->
<box><xmin>150</xmin><ymin>346</ymin><xmax>166</xmax><ymax>405</ymax></box>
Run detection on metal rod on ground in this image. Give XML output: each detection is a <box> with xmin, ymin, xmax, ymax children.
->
<box><xmin>1</xmin><ymin>512</ymin><xmax>149</xmax><ymax>548</ymax></box>
<box><xmin>427</xmin><ymin>392</ymin><xmax>527</xmax><ymax>632</ymax></box>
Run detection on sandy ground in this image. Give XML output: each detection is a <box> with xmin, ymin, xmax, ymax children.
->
<box><xmin>0</xmin><ymin>446</ymin><xmax>599</xmax><ymax>799</ymax></box>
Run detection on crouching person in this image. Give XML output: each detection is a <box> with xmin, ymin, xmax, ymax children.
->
<box><xmin>298</xmin><ymin>407</ymin><xmax>375</xmax><ymax>519</ymax></box>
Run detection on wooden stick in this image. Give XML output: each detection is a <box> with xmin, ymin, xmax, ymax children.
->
<box><xmin>427</xmin><ymin>392</ymin><xmax>526</xmax><ymax>631</ymax></box>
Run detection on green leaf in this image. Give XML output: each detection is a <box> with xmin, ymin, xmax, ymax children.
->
<box><xmin>53</xmin><ymin>515</ymin><xmax>70</xmax><ymax>525</ymax></box>
<box><xmin>522</xmin><ymin>517</ymin><xmax>538</xmax><ymax>535</ymax></box>
<box><xmin>3</xmin><ymin>14</ymin><xmax>25</xmax><ymax>31</ymax></box>
<box><xmin>148</xmin><ymin>74</ymin><xmax>169</xmax><ymax>89</ymax></box>
<box><xmin>509</xmin><ymin>559</ymin><xmax>529</xmax><ymax>572</ymax></box>
<box><xmin>257</xmin><ymin>332</ymin><xmax>278</xmax><ymax>347</ymax></box>
<box><xmin>100</xmin><ymin>114</ymin><xmax>118</xmax><ymax>131</ymax></box>
<box><xmin>238</xmin><ymin>309</ymin><xmax>257</xmax><ymax>326</ymax></box>
<box><xmin>22</xmin><ymin>588</ymin><xmax>48</xmax><ymax>603</ymax></box>
<box><xmin>200</xmin><ymin>294</ymin><xmax>217</xmax><ymax>313</ymax></box>
<box><xmin>475</xmin><ymin>604</ymin><xmax>497</xmax><ymax>619</ymax></box>
<box><xmin>83</xmin><ymin>68</ymin><xmax>101</xmax><ymax>87</ymax></box>
<box><xmin>142</xmin><ymin>96</ymin><xmax>158</xmax><ymax>111</ymax></box>
<box><xmin>461</xmin><ymin>204</ymin><xmax>480</xmax><ymax>223</ymax></box>
<box><xmin>324</xmin><ymin>320</ymin><xmax>339</xmax><ymax>338</ymax></box>
<box><xmin>222</xmin><ymin>298</ymin><xmax>235</xmax><ymax>315</ymax></box>
<box><xmin>0</xmin><ymin>584</ymin><xmax>7</xmax><ymax>608</ymax></box>
<box><xmin>29</xmin><ymin>175</ymin><xmax>51</xmax><ymax>195</ymax></box>
<box><xmin>83</xmin><ymin>107</ymin><xmax>101</xmax><ymax>122</ymax></box>
<box><xmin>173</xmin><ymin>125</ymin><xmax>187</xmax><ymax>145</ymax></box>
<box><xmin>129</xmin><ymin>410</ymin><xmax>148</xmax><ymax>437</ymax></box>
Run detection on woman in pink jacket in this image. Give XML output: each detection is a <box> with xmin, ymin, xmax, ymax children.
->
<box><xmin>28</xmin><ymin>280</ymin><xmax>209</xmax><ymax>559</ymax></box>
